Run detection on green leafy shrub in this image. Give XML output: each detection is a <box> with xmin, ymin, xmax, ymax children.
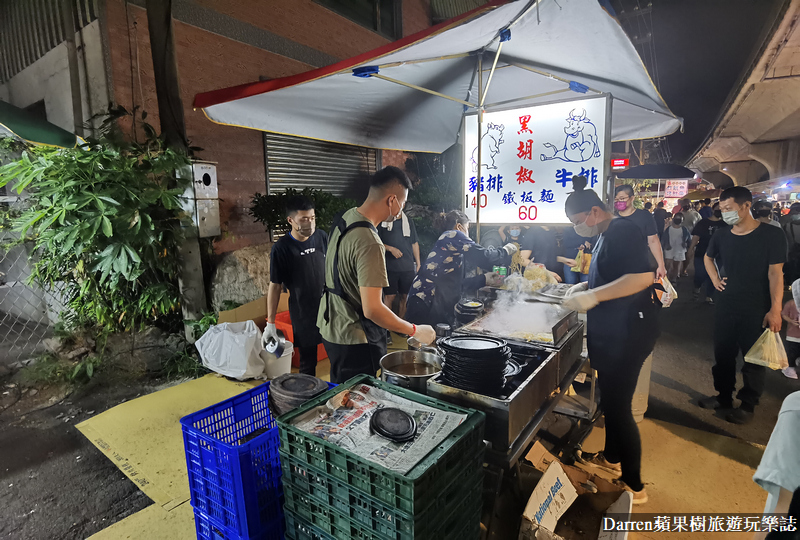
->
<box><xmin>250</xmin><ymin>187</ymin><xmax>357</xmax><ymax>235</ymax></box>
<box><xmin>0</xmin><ymin>109</ymin><xmax>191</xmax><ymax>334</ymax></box>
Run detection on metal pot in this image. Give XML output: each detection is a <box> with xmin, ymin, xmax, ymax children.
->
<box><xmin>380</xmin><ymin>350</ymin><xmax>442</xmax><ymax>394</ymax></box>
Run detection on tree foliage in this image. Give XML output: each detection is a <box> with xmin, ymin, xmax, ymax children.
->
<box><xmin>250</xmin><ymin>187</ymin><xmax>357</xmax><ymax>236</ymax></box>
<box><xmin>0</xmin><ymin>109</ymin><xmax>191</xmax><ymax>333</ymax></box>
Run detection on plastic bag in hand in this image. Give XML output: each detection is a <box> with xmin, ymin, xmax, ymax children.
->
<box><xmin>196</xmin><ymin>320</ymin><xmax>266</xmax><ymax>380</ymax></box>
<box><xmin>744</xmin><ymin>329</ymin><xmax>789</xmax><ymax>370</ymax></box>
<box><xmin>654</xmin><ymin>276</ymin><xmax>677</xmax><ymax>308</ymax></box>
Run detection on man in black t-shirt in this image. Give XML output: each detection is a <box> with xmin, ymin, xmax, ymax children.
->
<box><xmin>265</xmin><ymin>196</ymin><xmax>328</xmax><ymax>376</ymax></box>
<box><xmin>378</xmin><ymin>212</ymin><xmax>420</xmax><ymax>324</ymax></box>
<box><xmin>653</xmin><ymin>201</ymin><xmax>670</xmax><ymax>235</ymax></box>
<box><xmin>690</xmin><ymin>201</ymin><xmax>727</xmax><ymax>302</ymax></box>
<box><xmin>520</xmin><ymin>225</ymin><xmax>571</xmax><ymax>280</ymax></box>
<box><xmin>700</xmin><ymin>187</ymin><xmax>787</xmax><ymax>424</ymax></box>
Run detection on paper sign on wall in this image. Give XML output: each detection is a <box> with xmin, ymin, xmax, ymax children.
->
<box><xmin>664</xmin><ymin>180</ymin><xmax>688</xmax><ymax>198</ymax></box>
<box><xmin>463</xmin><ymin>96</ymin><xmax>608</xmax><ymax>224</ymax></box>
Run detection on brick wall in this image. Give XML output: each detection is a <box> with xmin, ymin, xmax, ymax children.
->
<box><xmin>104</xmin><ymin>0</ymin><xmax>432</xmax><ymax>253</ymax></box>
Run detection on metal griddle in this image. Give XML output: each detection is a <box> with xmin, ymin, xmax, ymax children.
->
<box><xmin>427</xmin><ymin>295</ymin><xmax>584</xmax><ymax>456</ymax></box>
<box><xmin>455</xmin><ymin>301</ymin><xmax>579</xmax><ymax>349</ymax></box>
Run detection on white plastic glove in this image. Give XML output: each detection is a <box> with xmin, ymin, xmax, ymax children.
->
<box><xmin>413</xmin><ymin>324</ymin><xmax>436</xmax><ymax>345</ymax></box>
<box><xmin>563</xmin><ymin>282</ymin><xmax>589</xmax><ymax>300</ymax></box>
<box><xmin>562</xmin><ymin>290</ymin><xmax>599</xmax><ymax>313</ymax></box>
<box><xmin>261</xmin><ymin>322</ymin><xmax>278</xmax><ymax>350</ymax></box>
<box><xmin>484</xmin><ymin>272</ymin><xmax>504</xmax><ymax>288</ymax></box>
<box><xmin>502</xmin><ymin>243</ymin><xmax>519</xmax><ymax>256</ymax></box>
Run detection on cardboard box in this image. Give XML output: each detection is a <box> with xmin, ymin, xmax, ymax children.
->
<box><xmin>217</xmin><ymin>294</ymin><xmax>289</xmax><ymax>329</ymax></box>
<box><xmin>217</xmin><ymin>294</ymin><xmax>327</xmax><ymax>366</ymax></box>
<box><xmin>519</xmin><ymin>443</ymin><xmax>632</xmax><ymax>540</ymax></box>
<box><xmin>520</xmin><ymin>461</ymin><xmax>579</xmax><ymax>538</ymax></box>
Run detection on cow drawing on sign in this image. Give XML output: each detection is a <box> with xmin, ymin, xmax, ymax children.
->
<box><xmin>540</xmin><ymin>109</ymin><xmax>601</xmax><ymax>163</ymax></box>
<box><xmin>471</xmin><ymin>123</ymin><xmax>505</xmax><ymax>172</ymax></box>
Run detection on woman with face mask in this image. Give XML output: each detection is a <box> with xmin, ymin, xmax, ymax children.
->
<box><xmin>405</xmin><ymin>211</ymin><xmax>517</xmax><ymax>327</ymax></box>
<box><xmin>614</xmin><ymin>184</ymin><xmax>667</xmax><ymax>280</ymax></box>
<box><xmin>660</xmin><ymin>213</ymin><xmax>692</xmax><ymax>282</ymax></box>
<box><xmin>561</xmin><ymin>176</ymin><xmax>660</xmax><ymax>505</ymax></box>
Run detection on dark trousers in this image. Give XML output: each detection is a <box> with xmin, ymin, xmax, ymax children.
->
<box><xmin>322</xmin><ymin>339</ymin><xmax>386</xmax><ymax>384</ymax></box>
<box><xmin>786</xmin><ymin>340</ymin><xmax>800</xmax><ymax>368</ymax></box>
<box><xmin>713</xmin><ymin>308</ymin><xmax>767</xmax><ymax>409</ymax></box>
<box><xmin>298</xmin><ymin>345</ymin><xmax>318</xmax><ymax>376</ymax></box>
<box><xmin>597</xmin><ymin>358</ymin><xmax>646</xmax><ymax>492</ymax></box>
<box><xmin>693</xmin><ymin>256</ymin><xmax>714</xmax><ymax>298</ymax></box>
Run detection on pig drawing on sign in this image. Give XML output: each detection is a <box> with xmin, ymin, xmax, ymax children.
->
<box><xmin>471</xmin><ymin>123</ymin><xmax>505</xmax><ymax>172</ymax></box>
<box><xmin>540</xmin><ymin>108</ymin><xmax>601</xmax><ymax>163</ymax></box>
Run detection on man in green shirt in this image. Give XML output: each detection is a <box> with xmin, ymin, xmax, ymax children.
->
<box><xmin>318</xmin><ymin>166</ymin><xmax>436</xmax><ymax>383</ymax></box>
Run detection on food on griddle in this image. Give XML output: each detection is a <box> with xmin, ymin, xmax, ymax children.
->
<box><xmin>507</xmin><ymin>331</ymin><xmax>554</xmax><ymax>343</ymax></box>
<box><xmin>509</xmin><ymin>243</ymin><xmax>525</xmax><ymax>274</ymax></box>
<box><xmin>462</xmin><ymin>300</ymin><xmax>562</xmax><ymax>344</ymax></box>
<box><xmin>502</xmin><ymin>264</ymin><xmax>557</xmax><ymax>293</ymax></box>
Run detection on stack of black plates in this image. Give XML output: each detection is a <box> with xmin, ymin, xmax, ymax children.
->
<box><xmin>370</xmin><ymin>408</ymin><xmax>417</xmax><ymax>443</ymax></box>
<box><xmin>439</xmin><ymin>336</ymin><xmax>512</xmax><ymax>396</ymax></box>
<box><xmin>269</xmin><ymin>373</ymin><xmax>329</xmax><ymax>416</ymax></box>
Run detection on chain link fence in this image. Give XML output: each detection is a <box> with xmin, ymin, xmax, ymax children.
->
<box><xmin>0</xmin><ymin>237</ymin><xmax>66</xmax><ymax>364</ymax></box>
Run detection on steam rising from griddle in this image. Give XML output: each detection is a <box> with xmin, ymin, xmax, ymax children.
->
<box><xmin>469</xmin><ymin>290</ymin><xmax>568</xmax><ymax>338</ymax></box>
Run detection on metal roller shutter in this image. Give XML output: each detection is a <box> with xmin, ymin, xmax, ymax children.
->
<box><xmin>264</xmin><ymin>133</ymin><xmax>379</xmax><ymax>197</ymax></box>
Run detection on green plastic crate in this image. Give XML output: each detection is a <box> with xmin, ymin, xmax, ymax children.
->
<box><xmin>283</xmin><ymin>481</ymin><xmax>482</xmax><ymax>540</ymax></box>
<box><xmin>277</xmin><ymin>375</ymin><xmax>485</xmax><ymax>515</ymax></box>
<box><xmin>281</xmin><ymin>452</ymin><xmax>482</xmax><ymax>540</ymax></box>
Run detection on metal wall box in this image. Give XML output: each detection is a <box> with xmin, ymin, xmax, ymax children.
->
<box><xmin>191</xmin><ymin>161</ymin><xmax>218</xmax><ymax>199</ymax></box>
<box><xmin>196</xmin><ymin>199</ymin><xmax>221</xmax><ymax>237</ymax></box>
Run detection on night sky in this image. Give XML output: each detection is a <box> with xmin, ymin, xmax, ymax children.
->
<box><xmin>611</xmin><ymin>0</ymin><xmax>784</xmax><ymax>165</ymax></box>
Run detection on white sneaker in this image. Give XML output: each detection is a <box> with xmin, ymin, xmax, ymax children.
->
<box><xmin>782</xmin><ymin>367</ymin><xmax>798</xmax><ymax>380</ymax></box>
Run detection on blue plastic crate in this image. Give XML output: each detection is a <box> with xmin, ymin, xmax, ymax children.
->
<box><xmin>194</xmin><ymin>508</ymin><xmax>283</xmax><ymax>540</ymax></box>
<box><xmin>181</xmin><ymin>380</ymin><xmax>336</xmax><ymax>538</ymax></box>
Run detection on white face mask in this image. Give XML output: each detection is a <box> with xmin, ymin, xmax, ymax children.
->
<box><xmin>722</xmin><ymin>210</ymin><xmax>741</xmax><ymax>226</ymax></box>
<box><xmin>509</xmin><ymin>228</ymin><xmax>521</xmax><ymax>237</ymax></box>
<box><xmin>574</xmin><ymin>214</ymin><xmax>599</xmax><ymax>238</ymax></box>
<box><xmin>385</xmin><ymin>197</ymin><xmax>403</xmax><ymax>223</ymax></box>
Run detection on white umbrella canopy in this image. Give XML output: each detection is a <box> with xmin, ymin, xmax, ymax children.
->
<box><xmin>194</xmin><ymin>0</ymin><xmax>682</xmax><ymax>153</ymax></box>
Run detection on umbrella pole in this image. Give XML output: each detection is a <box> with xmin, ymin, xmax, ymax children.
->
<box><xmin>475</xmin><ymin>55</ymin><xmax>483</xmax><ymax>244</ymax></box>
<box><xmin>475</xmin><ymin>41</ymin><xmax>505</xmax><ymax>244</ymax></box>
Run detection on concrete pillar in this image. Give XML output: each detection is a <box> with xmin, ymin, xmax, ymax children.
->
<box><xmin>747</xmin><ymin>142</ymin><xmax>783</xmax><ymax>179</ymax></box>
<box><xmin>721</xmin><ymin>162</ymin><xmax>750</xmax><ymax>186</ymax></box>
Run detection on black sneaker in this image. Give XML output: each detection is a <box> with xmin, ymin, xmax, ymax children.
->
<box><xmin>726</xmin><ymin>408</ymin><xmax>755</xmax><ymax>425</ymax></box>
<box><xmin>698</xmin><ymin>395</ymin><xmax>733</xmax><ymax>410</ymax></box>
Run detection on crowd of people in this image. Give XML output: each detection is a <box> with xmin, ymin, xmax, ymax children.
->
<box><xmin>259</xmin><ymin>166</ymin><xmax>800</xmax><ymax>507</ymax></box>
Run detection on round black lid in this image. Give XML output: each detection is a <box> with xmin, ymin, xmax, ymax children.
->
<box><xmin>370</xmin><ymin>408</ymin><xmax>417</xmax><ymax>443</ymax></box>
<box><xmin>440</xmin><ymin>335</ymin><xmax>507</xmax><ymax>353</ymax></box>
<box><xmin>271</xmin><ymin>374</ymin><xmax>328</xmax><ymax>399</ymax></box>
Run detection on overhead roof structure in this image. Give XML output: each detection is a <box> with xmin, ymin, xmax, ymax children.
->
<box><xmin>689</xmin><ymin>0</ymin><xmax>800</xmax><ymax>188</ymax></box>
<box><xmin>194</xmin><ymin>0</ymin><xmax>682</xmax><ymax>154</ymax></box>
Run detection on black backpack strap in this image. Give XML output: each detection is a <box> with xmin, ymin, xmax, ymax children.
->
<box><xmin>323</xmin><ymin>217</ymin><xmax>378</xmax><ymax>323</ymax></box>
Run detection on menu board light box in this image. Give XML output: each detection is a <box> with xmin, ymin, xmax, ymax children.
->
<box><xmin>463</xmin><ymin>96</ymin><xmax>609</xmax><ymax>225</ymax></box>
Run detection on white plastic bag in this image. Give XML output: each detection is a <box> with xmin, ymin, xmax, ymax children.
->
<box><xmin>744</xmin><ymin>329</ymin><xmax>789</xmax><ymax>370</ymax></box>
<box><xmin>196</xmin><ymin>321</ymin><xmax>265</xmax><ymax>380</ymax></box>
